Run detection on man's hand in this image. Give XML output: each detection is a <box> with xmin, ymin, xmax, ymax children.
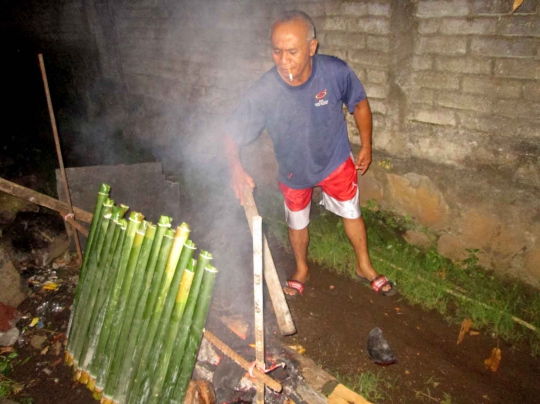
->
<box><xmin>355</xmin><ymin>147</ymin><xmax>372</xmax><ymax>175</ymax></box>
<box><xmin>230</xmin><ymin>163</ymin><xmax>255</xmax><ymax>206</ymax></box>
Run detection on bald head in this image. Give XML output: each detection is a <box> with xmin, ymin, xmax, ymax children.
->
<box><xmin>271</xmin><ymin>10</ymin><xmax>316</xmax><ymax>42</ymax></box>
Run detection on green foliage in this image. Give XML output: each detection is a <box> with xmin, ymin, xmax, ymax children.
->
<box><xmin>0</xmin><ymin>351</ymin><xmax>23</xmax><ymax>398</ymax></box>
<box><xmin>256</xmin><ymin>188</ymin><xmax>540</xmax><ymax>355</ymax></box>
<box><xmin>337</xmin><ymin>370</ymin><xmax>393</xmax><ymax>403</ymax></box>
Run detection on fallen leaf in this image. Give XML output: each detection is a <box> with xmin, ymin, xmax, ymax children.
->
<box><xmin>405</xmin><ymin>370</ymin><xmax>410</xmax><ymax>375</ymax></box>
<box><xmin>30</xmin><ymin>317</ymin><xmax>39</xmax><ymax>327</ymax></box>
<box><xmin>50</xmin><ymin>358</ymin><xmax>63</xmax><ymax>367</ymax></box>
<box><xmin>457</xmin><ymin>318</ymin><xmax>472</xmax><ymax>345</ymax></box>
<box><xmin>470</xmin><ymin>331</ymin><xmax>480</xmax><ymax>336</ymax></box>
<box><xmin>0</xmin><ymin>347</ymin><xmax>15</xmax><ymax>355</ymax></box>
<box><xmin>40</xmin><ymin>346</ymin><xmax>49</xmax><ymax>355</ymax></box>
<box><xmin>329</xmin><ymin>285</ymin><xmax>335</xmax><ymax>290</ymax></box>
<box><xmin>512</xmin><ymin>0</ymin><xmax>524</xmax><ymax>13</ymax></box>
<box><xmin>42</xmin><ymin>281</ymin><xmax>59</xmax><ymax>291</ymax></box>
<box><xmin>484</xmin><ymin>348</ymin><xmax>502</xmax><ymax>372</ymax></box>
<box><xmin>435</xmin><ymin>270</ymin><xmax>446</xmax><ymax>280</ymax></box>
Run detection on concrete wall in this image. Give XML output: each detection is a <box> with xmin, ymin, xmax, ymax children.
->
<box><xmin>5</xmin><ymin>0</ymin><xmax>539</xmax><ymax>286</ymax></box>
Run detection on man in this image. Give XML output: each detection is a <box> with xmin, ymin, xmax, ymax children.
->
<box><xmin>224</xmin><ymin>11</ymin><xmax>396</xmax><ymax>297</ymax></box>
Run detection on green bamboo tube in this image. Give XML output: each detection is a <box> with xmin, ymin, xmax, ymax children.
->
<box><xmin>171</xmin><ymin>265</ymin><xmax>218</xmax><ymax>403</ymax></box>
<box><xmin>82</xmin><ymin>184</ymin><xmax>111</xmax><ymax>275</ymax></box>
<box><xmin>127</xmin><ymin>223</ymin><xmax>191</xmax><ymax>403</ymax></box>
<box><xmin>160</xmin><ymin>251</ymin><xmax>213</xmax><ymax>402</ymax></box>
<box><xmin>146</xmin><ymin>259</ymin><xmax>197</xmax><ymax>404</ymax></box>
<box><xmin>113</xmin><ymin>223</ymin><xmax>174</xmax><ymax>403</ymax></box>
<box><xmin>133</xmin><ymin>241</ymin><xmax>196</xmax><ymax>404</ymax></box>
<box><xmin>79</xmin><ymin>205</ymin><xmax>129</xmax><ymax>384</ymax></box>
<box><xmin>92</xmin><ymin>212</ymin><xmax>144</xmax><ymax>395</ymax></box>
<box><xmin>85</xmin><ymin>218</ymin><xmax>128</xmax><ymax>391</ymax></box>
<box><xmin>70</xmin><ymin>205</ymin><xmax>114</xmax><ymax>370</ymax></box>
<box><xmin>101</xmin><ymin>222</ymin><xmax>157</xmax><ymax>400</ymax></box>
<box><xmin>89</xmin><ymin>212</ymin><xmax>143</xmax><ymax>396</ymax></box>
<box><xmin>68</xmin><ymin>202</ymin><xmax>113</xmax><ymax>364</ymax></box>
<box><xmin>66</xmin><ymin>194</ymin><xmax>112</xmax><ymax>363</ymax></box>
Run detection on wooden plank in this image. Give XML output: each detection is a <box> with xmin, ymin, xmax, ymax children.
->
<box><xmin>252</xmin><ymin>216</ymin><xmax>265</xmax><ymax>403</ymax></box>
<box><xmin>242</xmin><ymin>186</ymin><xmax>296</xmax><ymax>336</ymax></box>
<box><xmin>0</xmin><ymin>177</ymin><xmax>93</xmax><ymax>223</ymax></box>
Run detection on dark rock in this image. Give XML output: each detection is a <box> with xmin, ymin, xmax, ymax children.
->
<box><xmin>367</xmin><ymin>327</ymin><xmax>397</xmax><ymax>365</ymax></box>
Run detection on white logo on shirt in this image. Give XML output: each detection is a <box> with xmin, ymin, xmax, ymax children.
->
<box><xmin>314</xmin><ymin>99</ymin><xmax>329</xmax><ymax>107</ymax></box>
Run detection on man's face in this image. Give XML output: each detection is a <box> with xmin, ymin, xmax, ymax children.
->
<box><xmin>271</xmin><ymin>19</ymin><xmax>317</xmax><ymax>84</ymax></box>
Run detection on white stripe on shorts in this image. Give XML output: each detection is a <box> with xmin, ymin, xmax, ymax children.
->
<box><xmin>320</xmin><ymin>186</ymin><xmax>361</xmax><ymax>219</ymax></box>
<box><xmin>284</xmin><ymin>201</ymin><xmax>311</xmax><ymax>230</ymax></box>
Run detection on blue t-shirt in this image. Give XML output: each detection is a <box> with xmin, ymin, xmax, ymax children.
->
<box><xmin>227</xmin><ymin>54</ymin><xmax>366</xmax><ymax>189</ymax></box>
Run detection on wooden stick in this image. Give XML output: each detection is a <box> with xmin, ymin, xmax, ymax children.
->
<box><xmin>203</xmin><ymin>330</ymin><xmax>282</xmax><ymax>392</ymax></box>
<box><xmin>252</xmin><ymin>216</ymin><xmax>265</xmax><ymax>403</ymax></box>
<box><xmin>0</xmin><ymin>177</ymin><xmax>92</xmax><ymax>223</ymax></box>
<box><xmin>242</xmin><ymin>186</ymin><xmax>296</xmax><ymax>336</ymax></box>
<box><xmin>59</xmin><ymin>211</ymin><xmax>89</xmax><ymax>237</ymax></box>
<box><xmin>38</xmin><ymin>54</ymin><xmax>82</xmax><ymax>263</ymax></box>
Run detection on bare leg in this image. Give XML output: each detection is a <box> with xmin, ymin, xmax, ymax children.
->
<box><xmin>343</xmin><ymin>216</ymin><xmax>392</xmax><ymax>293</ymax></box>
<box><xmin>284</xmin><ymin>226</ymin><xmax>309</xmax><ymax>295</ymax></box>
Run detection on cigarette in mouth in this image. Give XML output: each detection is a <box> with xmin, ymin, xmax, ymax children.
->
<box><xmin>288</xmin><ymin>68</ymin><xmax>293</xmax><ymax>81</ymax></box>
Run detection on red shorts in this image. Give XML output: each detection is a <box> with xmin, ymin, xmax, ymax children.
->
<box><xmin>278</xmin><ymin>157</ymin><xmax>361</xmax><ymax>229</ymax></box>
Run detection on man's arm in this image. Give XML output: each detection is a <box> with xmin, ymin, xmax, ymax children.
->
<box><xmin>352</xmin><ymin>98</ymin><xmax>373</xmax><ymax>175</ymax></box>
<box><xmin>224</xmin><ymin>135</ymin><xmax>255</xmax><ymax>206</ymax></box>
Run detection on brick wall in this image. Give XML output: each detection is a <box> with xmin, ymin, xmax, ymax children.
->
<box><xmin>398</xmin><ymin>0</ymin><xmax>540</xmax><ymax>189</ymax></box>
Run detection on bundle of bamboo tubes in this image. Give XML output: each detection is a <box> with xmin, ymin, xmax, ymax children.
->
<box><xmin>65</xmin><ymin>184</ymin><xmax>218</xmax><ymax>404</ymax></box>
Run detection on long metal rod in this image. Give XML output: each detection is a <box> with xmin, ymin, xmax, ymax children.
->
<box><xmin>38</xmin><ymin>53</ymin><xmax>83</xmax><ymax>263</ymax></box>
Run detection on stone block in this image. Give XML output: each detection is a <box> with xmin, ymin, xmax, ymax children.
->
<box><xmin>349</xmin><ymin>50</ymin><xmax>390</xmax><ymax>68</ymax></box>
<box><xmin>470</xmin><ymin>37</ymin><xmax>537</xmax><ymax>57</ymax></box>
<box><xmin>367</xmin><ymin>35</ymin><xmax>391</xmax><ymax>52</ymax></box>
<box><xmin>459</xmin><ymin>209</ymin><xmax>500</xmax><ymax>249</ymax></box>
<box><xmin>349</xmin><ymin>64</ymin><xmax>367</xmax><ymax>81</ymax></box>
<box><xmin>471</xmin><ymin>0</ymin><xmax>511</xmax><ymax>14</ymax></box>
<box><xmin>412</xmin><ymin>55</ymin><xmax>433</xmax><ymax>71</ymax></box>
<box><xmin>437</xmin><ymin>234</ymin><xmax>468</xmax><ymax>261</ymax></box>
<box><xmin>415</xmin><ymin>36</ymin><xmax>467</xmax><ymax>55</ymax></box>
<box><xmin>0</xmin><ymin>250</ymin><xmax>28</xmax><ymax>308</ymax></box>
<box><xmin>340</xmin><ymin>2</ymin><xmax>369</xmax><ymax>16</ymax></box>
<box><xmin>524</xmin><ymin>246</ymin><xmax>540</xmax><ymax>283</ymax></box>
<box><xmin>498</xmin><ymin>15</ymin><xmax>540</xmax><ymax>37</ymax></box>
<box><xmin>495</xmin><ymin>58</ymin><xmax>540</xmax><ymax>79</ymax></box>
<box><xmin>416</xmin><ymin>0</ymin><xmax>470</xmax><ymax>18</ymax></box>
<box><xmin>403</xmin><ymin>230</ymin><xmax>432</xmax><ymax>251</ymax></box>
<box><xmin>461</xmin><ymin>77</ymin><xmax>522</xmax><ymax>99</ymax></box>
<box><xmin>438</xmin><ymin>92</ymin><xmax>492</xmax><ymax>113</ymax></box>
<box><xmin>407</xmin><ymin>88</ymin><xmax>435</xmax><ymax>105</ymax></box>
<box><xmin>367</xmin><ymin>2</ymin><xmax>392</xmax><ymax>17</ymax></box>
<box><xmin>409</xmin><ymin>71</ymin><xmax>460</xmax><ymax>90</ymax></box>
<box><xmin>367</xmin><ymin>69</ymin><xmax>388</xmax><ymax>84</ymax></box>
<box><xmin>434</xmin><ymin>56</ymin><xmax>492</xmax><ymax>75</ymax></box>
<box><xmin>523</xmin><ymin>82</ymin><xmax>540</xmax><ymax>102</ymax></box>
<box><xmin>411</xmin><ymin>109</ymin><xmax>456</xmax><ymax>126</ymax></box>
<box><xmin>457</xmin><ymin>111</ymin><xmax>518</xmax><ymax>135</ymax></box>
<box><xmin>323</xmin><ymin>16</ymin><xmax>352</xmax><ymax>31</ymax></box>
<box><xmin>386</xmin><ymin>173</ymin><xmax>450</xmax><ymax>229</ymax></box>
<box><xmin>440</xmin><ymin>18</ymin><xmax>497</xmax><ymax>35</ymax></box>
<box><xmin>358</xmin><ymin>170</ymin><xmax>384</xmax><ymax>204</ymax></box>
<box><xmin>348</xmin><ymin>17</ymin><xmax>391</xmax><ymax>35</ymax></box>
<box><xmin>418</xmin><ymin>20</ymin><xmax>440</xmax><ymax>34</ymax></box>
<box><xmin>321</xmin><ymin>32</ymin><xmax>366</xmax><ymax>50</ymax></box>
<box><xmin>494</xmin><ymin>99</ymin><xmax>540</xmax><ymax>118</ymax></box>
<box><xmin>369</xmin><ymin>99</ymin><xmax>388</xmax><ymax>115</ymax></box>
<box><xmin>364</xmin><ymin>83</ymin><xmax>388</xmax><ymax>99</ymax></box>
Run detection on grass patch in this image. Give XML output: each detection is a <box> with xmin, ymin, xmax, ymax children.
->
<box><xmin>256</xmin><ymin>187</ymin><xmax>540</xmax><ymax>355</ymax></box>
<box><xmin>0</xmin><ymin>349</ymin><xmax>24</xmax><ymax>398</ymax></box>
<box><xmin>336</xmin><ymin>370</ymin><xmax>394</xmax><ymax>403</ymax></box>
